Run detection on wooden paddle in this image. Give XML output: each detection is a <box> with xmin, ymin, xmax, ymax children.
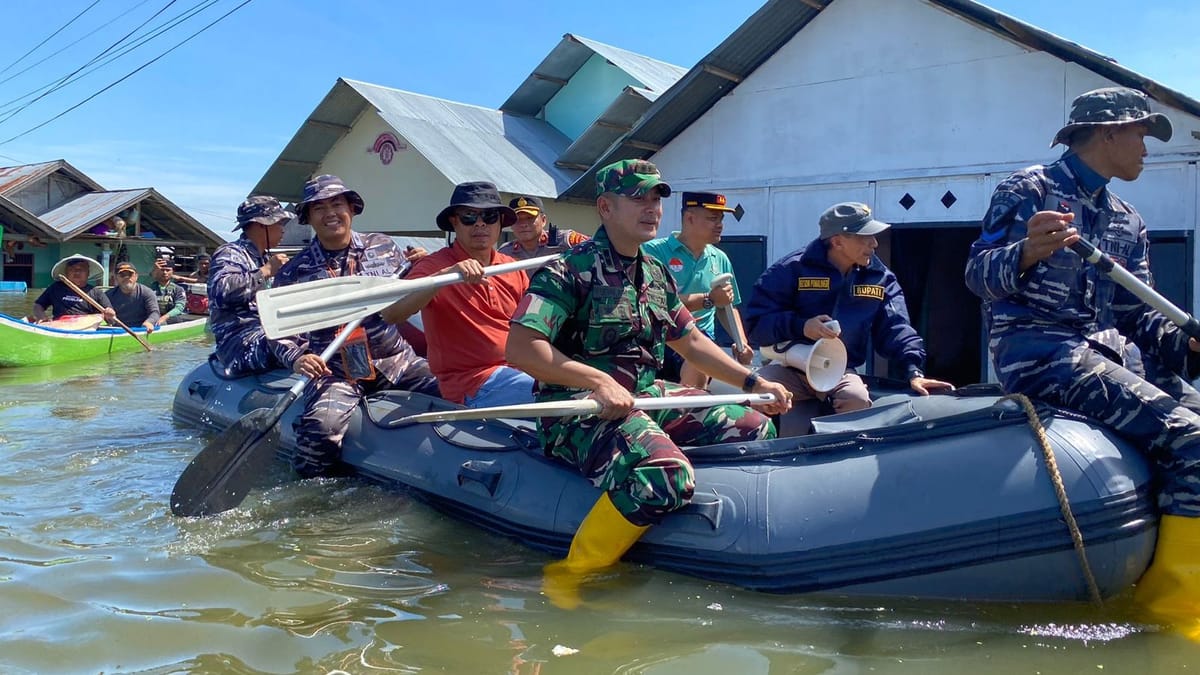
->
<box><xmin>391</xmin><ymin>392</ymin><xmax>776</xmax><ymax>426</ymax></box>
<box><xmin>710</xmin><ymin>273</ymin><xmax>747</xmax><ymax>353</ymax></box>
<box><xmin>170</xmin><ymin>316</ymin><xmax>364</xmax><ymax>517</ymax></box>
<box><xmin>1070</xmin><ymin>239</ymin><xmax>1200</xmax><ymax>340</ymax></box>
<box><xmin>57</xmin><ymin>274</ymin><xmax>152</xmax><ymax>352</ymax></box>
<box><xmin>256</xmin><ymin>254</ymin><xmax>558</xmax><ymax>338</ymax></box>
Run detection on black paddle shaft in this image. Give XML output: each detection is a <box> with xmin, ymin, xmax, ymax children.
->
<box><xmin>1069</xmin><ymin>239</ymin><xmax>1200</xmax><ymax>341</ymax></box>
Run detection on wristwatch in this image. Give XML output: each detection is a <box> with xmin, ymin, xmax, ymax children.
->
<box><xmin>702</xmin><ymin>296</ymin><xmax>715</xmax><ymax>309</ymax></box>
<box><xmin>742</xmin><ymin>372</ymin><xmax>761</xmax><ymax>393</ymax></box>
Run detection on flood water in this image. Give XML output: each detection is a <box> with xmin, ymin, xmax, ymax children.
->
<box><xmin>1</xmin><ymin>291</ymin><xmax>1198</xmax><ymax>674</ymax></box>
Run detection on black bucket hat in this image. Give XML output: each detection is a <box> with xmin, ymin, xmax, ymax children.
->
<box><xmin>296</xmin><ymin>174</ymin><xmax>365</xmax><ymax>224</ymax></box>
<box><xmin>435</xmin><ymin>181</ymin><xmax>517</xmax><ymax>232</ymax></box>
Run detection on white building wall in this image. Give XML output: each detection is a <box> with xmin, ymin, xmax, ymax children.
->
<box><xmin>651</xmin><ymin>0</ymin><xmax>1200</xmax><ymax>305</ymax></box>
<box><xmin>315</xmin><ymin>112</ymin><xmax>602</xmax><ymax>238</ymax></box>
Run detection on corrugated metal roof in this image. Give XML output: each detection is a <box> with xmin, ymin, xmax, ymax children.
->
<box><xmin>501</xmin><ymin>34</ymin><xmax>686</xmax><ymax>116</ymax></box>
<box><xmin>39</xmin><ymin>189</ymin><xmax>150</xmax><ymax>236</ymax></box>
<box><xmin>556</xmin><ymin>86</ymin><xmax>657</xmax><ymax>169</ymax></box>
<box><xmin>254</xmin><ymin>78</ymin><xmax>583</xmax><ymax>201</ymax></box>
<box><xmin>0</xmin><ymin>159</ymin><xmax>104</xmax><ymax>196</ymax></box>
<box><xmin>558</xmin><ymin>0</ymin><xmax>1200</xmax><ymax>201</ymax></box>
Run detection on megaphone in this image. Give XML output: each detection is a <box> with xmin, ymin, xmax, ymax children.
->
<box><xmin>760</xmin><ymin>338</ymin><xmax>848</xmax><ymax>392</ymax></box>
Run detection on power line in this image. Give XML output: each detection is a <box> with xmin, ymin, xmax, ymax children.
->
<box><xmin>0</xmin><ymin>0</ymin><xmax>155</xmax><ymax>89</ymax></box>
<box><xmin>0</xmin><ymin>0</ymin><xmax>104</xmax><ymax>77</ymax></box>
<box><xmin>0</xmin><ymin>0</ymin><xmax>256</xmax><ymax>146</ymax></box>
<box><xmin>0</xmin><ymin>0</ymin><xmax>197</xmax><ymax>124</ymax></box>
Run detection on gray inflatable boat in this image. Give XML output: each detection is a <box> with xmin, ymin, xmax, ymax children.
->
<box><xmin>173</xmin><ymin>359</ymin><xmax>1158</xmax><ymax>602</ymax></box>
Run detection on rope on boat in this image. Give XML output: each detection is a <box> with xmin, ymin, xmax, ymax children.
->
<box><xmin>1003</xmin><ymin>393</ymin><xmax>1103</xmax><ymax>607</ymax></box>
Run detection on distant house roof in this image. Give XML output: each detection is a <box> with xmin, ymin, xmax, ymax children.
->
<box><xmin>254</xmin><ymin>78</ymin><xmax>583</xmax><ymax>203</ymax></box>
<box><xmin>501</xmin><ymin>34</ymin><xmax>688</xmax><ymax>116</ymax></box>
<box><xmin>0</xmin><ymin>160</ymin><xmax>224</xmax><ymax>247</ymax></box>
<box><xmin>558</xmin><ymin>0</ymin><xmax>1200</xmax><ymax>200</ymax></box>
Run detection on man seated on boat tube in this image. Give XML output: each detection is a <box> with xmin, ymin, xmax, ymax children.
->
<box><xmin>965</xmin><ymin>87</ymin><xmax>1200</xmax><ymax>639</ymax></box>
<box><xmin>506</xmin><ymin>159</ymin><xmax>792</xmax><ymax>609</ymax></box>
<box><xmin>32</xmin><ymin>254</ymin><xmax>116</xmax><ymax>324</ymax></box>
<box><xmin>208</xmin><ymin>196</ymin><xmax>296</xmax><ymax>377</ymax></box>
<box><xmin>742</xmin><ymin>202</ymin><xmax>952</xmax><ymax>433</ymax></box>
<box><xmin>105</xmin><ymin>262</ymin><xmax>160</xmax><ymax>333</ymax></box>
<box><xmin>381</xmin><ymin>181</ymin><xmax>535</xmax><ymax>408</ymax></box>
<box><xmin>274</xmin><ymin>175</ymin><xmax>441</xmax><ymax>479</ymax></box>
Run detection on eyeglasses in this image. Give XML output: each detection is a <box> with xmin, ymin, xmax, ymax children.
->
<box><xmin>456</xmin><ymin>209</ymin><xmax>501</xmax><ymax>226</ymax></box>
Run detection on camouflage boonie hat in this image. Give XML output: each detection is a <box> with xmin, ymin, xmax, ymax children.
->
<box><xmin>595</xmin><ymin>159</ymin><xmax>672</xmax><ymax>198</ymax></box>
<box><xmin>236</xmin><ymin>195</ymin><xmax>295</xmax><ymax>229</ymax></box>
<box><xmin>295</xmin><ymin>174</ymin><xmax>365</xmax><ymax>224</ymax></box>
<box><xmin>1052</xmin><ymin>87</ymin><xmax>1173</xmax><ymax>147</ymax></box>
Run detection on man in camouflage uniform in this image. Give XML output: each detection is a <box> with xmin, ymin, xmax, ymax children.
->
<box><xmin>208</xmin><ymin>196</ymin><xmax>294</xmax><ymax>376</ymax></box>
<box><xmin>507</xmin><ymin>159</ymin><xmax>791</xmax><ymax>609</ymax></box>
<box><xmin>149</xmin><ymin>259</ymin><xmax>187</xmax><ymax>326</ymax></box>
<box><xmin>274</xmin><ymin>175</ymin><xmax>439</xmax><ymax>479</ymax></box>
<box><xmin>965</xmin><ymin>87</ymin><xmax>1200</xmax><ymax>637</ymax></box>
<box><xmin>498</xmin><ymin>194</ymin><xmax>588</xmax><ymax>261</ymax></box>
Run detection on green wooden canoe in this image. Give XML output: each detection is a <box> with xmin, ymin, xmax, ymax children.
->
<box><xmin>0</xmin><ymin>313</ymin><xmax>209</xmax><ymax>367</ymax></box>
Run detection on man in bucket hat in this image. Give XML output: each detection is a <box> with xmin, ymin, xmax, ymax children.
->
<box><xmin>498</xmin><ymin>194</ymin><xmax>589</xmax><ymax>261</ymax></box>
<box><xmin>32</xmin><ymin>254</ymin><xmax>116</xmax><ymax>323</ymax></box>
<box><xmin>507</xmin><ymin>159</ymin><xmax>791</xmax><ymax>608</ymax></box>
<box><xmin>743</xmin><ymin>202</ymin><xmax>952</xmax><ymax>434</ymax></box>
<box><xmin>965</xmin><ymin>87</ymin><xmax>1200</xmax><ymax>638</ymax></box>
<box><xmin>273</xmin><ymin>174</ymin><xmax>439</xmax><ymax>478</ymax></box>
<box><xmin>382</xmin><ymin>181</ymin><xmax>534</xmax><ymax>407</ymax></box>
<box><xmin>208</xmin><ymin>195</ymin><xmax>295</xmax><ymax>376</ymax></box>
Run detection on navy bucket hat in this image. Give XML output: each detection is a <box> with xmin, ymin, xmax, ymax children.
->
<box><xmin>435</xmin><ymin>181</ymin><xmax>517</xmax><ymax>232</ymax></box>
<box><xmin>296</xmin><ymin>174</ymin><xmax>365</xmax><ymax>225</ymax></box>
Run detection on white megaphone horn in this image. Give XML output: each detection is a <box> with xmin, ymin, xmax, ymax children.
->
<box><xmin>760</xmin><ymin>338</ymin><xmax>848</xmax><ymax>393</ymax></box>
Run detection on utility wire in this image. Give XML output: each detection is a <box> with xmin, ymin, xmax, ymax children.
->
<box><xmin>0</xmin><ymin>0</ymin><xmax>155</xmax><ymax>89</ymax></box>
<box><xmin>0</xmin><ymin>0</ymin><xmax>104</xmax><ymax>77</ymax></box>
<box><xmin>0</xmin><ymin>0</ymin><xmax>255</xmax><ymax>146</ymax></box>
<box><xmin>0</xmin><ymin>0</ymin><xmax>194</xmax><ymax>123</ymax></box>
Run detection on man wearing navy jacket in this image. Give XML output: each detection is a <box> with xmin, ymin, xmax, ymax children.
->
<box><xmin>743</xmin><ymin>202</ymin><xmax>952</xmax><ymax>420</ymax></box>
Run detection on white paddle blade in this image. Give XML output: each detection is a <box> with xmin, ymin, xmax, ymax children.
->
<box><xmin>257</xmin><ymin>254</ymin><xmax>560</xmax><ymax>338</ymax></box>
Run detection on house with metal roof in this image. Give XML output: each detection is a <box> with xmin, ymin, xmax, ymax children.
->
<box><xmin>0</xmin><ymin>159</ymin><xmax>225</xmax><ymax>287</ymax></box>
<box><xmin>585</xmin><ymin>0</ymin><xmax>1199</xmax><ymax>385</ymax></box>
<box><xmin>253</xmin><ymin>34</ymin><xmax>687</xmax><ymax>236</ymax></box>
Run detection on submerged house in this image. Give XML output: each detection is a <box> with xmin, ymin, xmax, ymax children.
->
<box><xmin>0</xmin><ymin>159</ymin><xmax>225</xmax><ymax>287</ymax></box>
<box><xmin>252</xmin><ymin>0</ymin><xmax>1200</xmax><ymax>385</ymax></box>
<box><xmin>253</xmin><ymin>34</ymin><xmax>688</xmax><ymax>236</ymax></box>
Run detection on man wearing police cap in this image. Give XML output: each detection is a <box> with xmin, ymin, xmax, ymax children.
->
<box><xmin>645</xmin><ymin>191</ymin><xmax>753</xmax><ymax>388</ymax></box>
<box><xmin>208</xmin><ymin>195</ymin><xmax>294</xmax><ymax>376</ymax></box>
<box><xmin>499</xmin><ymin>194</ymin><xmax>588</xmax><ymax>261</ymax></box>
<box><xmin>966</xmin><ymin>86</ymin><xmax>1200</xmax><ymax>638</ymax></box>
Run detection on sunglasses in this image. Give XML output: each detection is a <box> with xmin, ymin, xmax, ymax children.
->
<box><xmin>456</xmin><ymin>209</ymin><xmax>501</xmax><ymax>226</ymax></box>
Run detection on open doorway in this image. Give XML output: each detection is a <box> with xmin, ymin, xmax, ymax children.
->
<box><xmin>876</xmin><ymin>224</ymin><xmax>983</xmax><ymax>386</ymax></box>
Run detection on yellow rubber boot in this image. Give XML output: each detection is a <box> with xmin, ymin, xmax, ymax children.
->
<box><xmin>543</xmin><ymin>493</ymin><xmax>649</xmax><ymax>610</ymax></box>
<box><xmin>1135</xmin><ymin>515</ymin><xmax>1200</xmax><ymax>640</ymax></box>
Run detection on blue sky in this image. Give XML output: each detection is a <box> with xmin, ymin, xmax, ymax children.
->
<box><xmin>0</xmin><ymin>0</ymin><xmax>1194</xmax><ymax>236</ymax></box>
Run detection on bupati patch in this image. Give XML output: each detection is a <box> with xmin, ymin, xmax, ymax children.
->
<box><xmin>853</xmin><ymin>284</ymin><xmax>885</xmax><ymax>300</ymax></box>
<box><xmin>797</xmin><ymin>277</ymin><xmax>830</xmax><ymax>291</ymax></box>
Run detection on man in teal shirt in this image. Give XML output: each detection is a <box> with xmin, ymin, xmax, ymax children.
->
<box><xmin>644</xmin><ymin>192</ymin><xmax>753</xmax><ymax>388</ymax></box>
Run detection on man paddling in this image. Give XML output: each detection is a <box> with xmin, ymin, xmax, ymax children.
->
<box><xmin>965</xmin><ymin>87</ymin><xmax>1200</xmax><ymax>637</ymax></box>
<box><xmin>208</xmin><ymin>196</ymin><xmax>294</xmax><ymax>376</ymax></box>
<box><xmin>273</xmin><ymin>175</ymin><xmax>439</xmax><ymax>478</ymax></box>
<box><xmin>506</xmin><ymin>159</ymin><xmax>791</xmax><ymax>609</ymax></box>
<box><xmin>32</xmin><ymin>255</ymin><xmax>116</xmax><ymax>324</ymax></box>
<box><xmin>381</xmin><ymin>181</ymin><xmax>535</xmax><ymax>407</ymax></box>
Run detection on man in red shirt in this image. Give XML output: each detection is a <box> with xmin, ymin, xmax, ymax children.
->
<box><xmin>382</xmin><ymin>181</ymin><xmax>535</xmax><ymax>406</ymax></box>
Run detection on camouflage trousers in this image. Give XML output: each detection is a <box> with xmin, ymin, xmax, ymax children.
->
<box><xmin>539</xmin><ymin>380</ymin><xmax>777</xmax><ymax>526</ymax></box>
<box><xmin>293</xmin><ymin>362</ymin><xmax>440</xmax><ymax>478</ymax></box>
<box><xmin>215</xmin><ymin>329</ymin><xmax>283</xmax><ymax>377</ymax></box>
<box><xmin>1015</xmin><ymin>344</ymin><xmax>1200</xmax><ymax>517</ymax></box>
